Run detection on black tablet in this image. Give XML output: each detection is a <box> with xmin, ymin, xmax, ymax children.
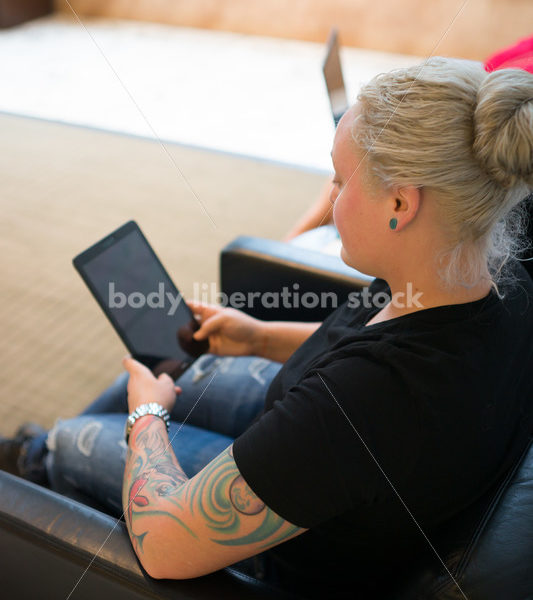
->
<box><xmin>73</xmin><ymin>220</ymin><xmax>208</xmax><ymax>380</ymax></box>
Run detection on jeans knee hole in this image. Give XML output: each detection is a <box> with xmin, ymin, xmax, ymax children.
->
<box><xmin>76</xmin><ymin>421</ymin><xmax>103</xmax><ymax>457</ymax></box>
<box><xmin>248</xmin><ymin>358</ymin><xmax>271</xmax><ymax>385</ymax></box>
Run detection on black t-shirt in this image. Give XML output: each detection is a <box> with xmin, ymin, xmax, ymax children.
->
<box><xmin>232</xmin><ymin>264</ymin><xmax>533</xmax><ymax>596</ymax></box>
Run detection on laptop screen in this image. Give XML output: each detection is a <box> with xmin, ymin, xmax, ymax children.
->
<box><xmin>323</xmin><ymin>28</ymin><xmax>349</xmax><ymax>125</ymax></box>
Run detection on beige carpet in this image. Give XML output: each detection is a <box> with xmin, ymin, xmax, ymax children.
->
<box><xmin>0</xmin><ymin>113</ymin><xmax>326</xmax><ymax>435</ymax></box>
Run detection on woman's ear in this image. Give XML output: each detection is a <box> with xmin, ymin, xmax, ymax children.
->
<box><xmin>390</xmin><ymin>186</ymin><xmax>422</xmax><ymax>230</ymax></box>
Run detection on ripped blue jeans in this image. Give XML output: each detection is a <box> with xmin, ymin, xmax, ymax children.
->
<box><xmin>37</xmin><ymin>355</ymin><xmax>282</xmax><ymax>516</ymax></box>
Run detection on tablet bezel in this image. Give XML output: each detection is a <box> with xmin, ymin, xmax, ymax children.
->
<box><xmin>73</xmin><ymin>220</ymin><xmax>205</xmax><ymax>378</ymax></box>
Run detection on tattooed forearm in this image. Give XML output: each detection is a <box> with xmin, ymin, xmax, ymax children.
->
<box><xmin>123</xmin><ymin>418</ymin><xmax>302</xmax><ymax>568</ymax></box>
<box><xmin>122</xmin><ymin>416</ymin><xmax>191</xmax><ymax>553</ymax></box>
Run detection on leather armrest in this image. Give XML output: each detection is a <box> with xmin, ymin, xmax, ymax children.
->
<box><xmin>0</xmin><ymin>471</ymin><xmax>296</xmax><ymax>599</ymax></box>
<box><xmin>220</xmin><ymin>236</ymin><xmax>374</xmax><ymax>321</ymax></box>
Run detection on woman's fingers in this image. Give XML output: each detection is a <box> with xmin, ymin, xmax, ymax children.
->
<box><xmin>186</xmin><ymin>300</ymin><xmax>219</xmax><ymax>319</ymax></box>
<box><xmin>157</xmin><ymin>372</ymin><xmax>174</xmax><ymax>385</ymax></box>
<box><xmin>186</xmin><ymin>300</ymin><xmax>203</xmax><ymax>314</ymax></box>
<box><xmin>157</xmin><ymin>373</ymin><xmax>182</xmax><ymax>395</ymax></box>
<box><xmin>193</xmin><ymin>312</ymin><xmax>226</xmax><ymax>340</ymax></box>
<box><xmin>123</xmin><ymin>356</ymin><xmax>151</xmax><ymax>376</ymax></box>
<box><xmin>193</xmin><ymin>314</ymin><xmax>225</xmax><ymax>340</ymax></box>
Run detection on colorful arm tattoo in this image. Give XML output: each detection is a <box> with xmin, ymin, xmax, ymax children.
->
<box><xmin>122</xmin><ymin>416</ymin><xmax>302</xmax><ymax>561</ymax></box>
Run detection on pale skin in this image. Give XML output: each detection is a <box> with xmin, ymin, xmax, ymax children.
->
<box><xmin>123</xmin><ymin>103</ymin><xmax>494</xmax><ymax>579</ymax></box>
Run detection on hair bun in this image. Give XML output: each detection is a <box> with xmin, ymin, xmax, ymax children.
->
<box><xmin>473</xmin><ymin>69</ymin><xmax>533</xmax><ymax>189</ymax></box>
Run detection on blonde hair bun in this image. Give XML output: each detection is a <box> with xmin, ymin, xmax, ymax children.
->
<box><xmin>473</xmin><ymin>69</ymin><xmax>533</xmax><ymax>189</ymax></box>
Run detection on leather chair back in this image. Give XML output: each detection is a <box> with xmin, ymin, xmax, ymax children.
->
<box><xmin>396</xmin><ymin>437</ymin><xmax>533</xmax><ymax>599</ymax></box>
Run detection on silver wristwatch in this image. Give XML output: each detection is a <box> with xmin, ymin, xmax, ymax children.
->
<box><xmin>125</xmin><ymin>402</ymin><xmax>170</xmax><ymax>443</ymax></box>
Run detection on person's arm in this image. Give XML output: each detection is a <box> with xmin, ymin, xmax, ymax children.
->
<box><xmin>255</xmin><ymin>320</ymin><xmax>320</xmax><ymax>363</ymax></box>
<box><xmin>188</xmin><ymin>301</ymin><xmax>320</xmax><ymax>364</ymax></box>
<box><xmin>122</xmin><ymin>358</ymin><xmax>306</xmax><ymax>580</ymax></box>
<box><xmin>283</xmin><ymin>176</ymin><xmax>334</xmax><ymax>241</ymax></box>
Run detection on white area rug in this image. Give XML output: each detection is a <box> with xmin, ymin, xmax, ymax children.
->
<box><xmin>0</xmin><ymin>14</ymin><xmax>419</xmax><ymax>170</ymax></box>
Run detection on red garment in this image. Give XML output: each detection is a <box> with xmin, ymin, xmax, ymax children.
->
<box><xmin>484</xmin><ymin>35</ymin><xmax>533</xmax><ymax>73</ymax></box>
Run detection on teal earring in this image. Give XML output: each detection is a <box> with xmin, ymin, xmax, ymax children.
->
<box><xmin>389</xmin><ymin>218</ymin><xmax>398</xmax><ymax>230</ymax></box>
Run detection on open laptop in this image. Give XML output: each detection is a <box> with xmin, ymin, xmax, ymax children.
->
<box><xmin>322</xmin><ymin>28</ymin><xmax>349</xmax><ymax>126</ymax></box>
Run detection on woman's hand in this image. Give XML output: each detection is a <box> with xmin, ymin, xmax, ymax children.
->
<box><xmin>187</xmin><ymin>301</ymin><xmax>264</xmax><ymax>357</ymax></box>
<box><xmin>122</xmin><ymin>356</ymin><xmax>181</xmax><ymax>414</ymax></box>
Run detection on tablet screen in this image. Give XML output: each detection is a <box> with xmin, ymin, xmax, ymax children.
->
<box><xmin>74</xmin><ymin>222</ymin><xmax>207</xmax><ymax>379</ymax></box>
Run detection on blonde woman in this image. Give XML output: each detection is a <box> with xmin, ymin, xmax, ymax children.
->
<box><xmin>3</xmin><ymin>57</ymin><xmax>533</xmax><ymax>598</ymax></box>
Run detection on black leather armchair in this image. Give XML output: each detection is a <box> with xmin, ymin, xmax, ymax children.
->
<box><xmin>1</xmin><ymin>235</ymin><xmax>532</xmax><ymax>599</ymax></box>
